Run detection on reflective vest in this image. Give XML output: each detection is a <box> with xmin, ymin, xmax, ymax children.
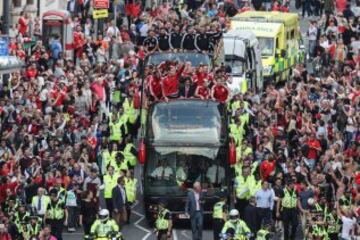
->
<box><xmin>14</xmin><ymin>211</ymin><xmax>30</xmax><ymax>229</ymax></box>
<box><xmin>241</xmin><ymin>78</ymin><xmax>248</xmax><ymax>94</ymax></box>
<box><xmin>230</xmin><ymin>123</ymin><xmax>245</xmax><ymax>146</ymax></box>
<box><xmin>110</xmin><ymin>153</ymin><xmax>128</xmax><ymax>172</ymax></box>
<box><xmin>235</xmin><ymin>175</ymin><xmax>254</xmax><ymax>200</ymax></box>
<box><xmin>90</xmin><ymin>219</ymin><xmax>119</xmax><ymax>237</ymax></box>
<box><xmin>29</xmin><ymin>222</ymin><xmax>41</xmax><ymax>236</ymax></box>
<box><xmin>156</xmin><ymin>209</ymin><xmax>170</xmax><ymax>230</ymax></box>
<box><xmin>109</xmin><ymin>120</ymin><xmax>123</xmax><ymax>141</ymax></box>
<box><xmin>256</xmin><ymin>229</ymin><xmax>270</xmax><ymax>240</ymax></box>
<box><xmin>221</xmin><ymin>219</ymin><xmax>250</xmax><ymax>238</ymax></box>
<box><xmin>46</xmin><ymin>200</ymin><xmax>65</xmax><ymax>220</ymax></box>
<box><xmin>327</xmin><ymin>213</ymin><xmax>341</xmax><ymax>233</ymax></box>
<box><xmin>103</xmin><ymin>174</ymin><xmax>119</xmax><ymax>199</ymax></box>
<box><xmin>213</xmin><ymin>200</ymin><xmax>226</xmax><ymax>219</ymax></box>
<box><xmin>312</xmin><ymin>225</ymin><xmax>327</xmax><ymax>237</ymax></box>
<box><xmin>123</xmin><ymin>98</ymin><xmax>138</xmax><ymax>124</ymax></box>
<box><xmin>101</xmin><ymin>150</ymin><xmax>112</xmax><ymax>173</ymax></box>
<box><xmin>112</xmin><ymin>90</ymin><xmax>121</xmax><ymax>104</ymax></box>
<box><xmin>249</xmin><ymin>180</ymin><xmax>262</xmax><ymax>197</ymax></box>
<box><xmin>124</xmin><ymin>177</ymin><xmax>137</xmax><ymax>203</ymax></box>
<box><xmin>282</xmin><ymin>189</ymin><xmax>297</xmax><ymax>209</ymax></box>
<box><xmin>57</xmin><ymin>187</ymin><xmax>67</xmax><ymax>201</ymax></box>
<box><xmin>314</xmin><ymin>203</ymin><xmax>327</xmax><ymax>216</ymax></box>
<box><xmin>123</xmin><ymin>143</ymin><xmax>137</xmax><ymax>167</ymax></box>
<box><xmin>31</xmin><ymin>195</ymin><xmax>50</xmax><ymax>215</ymax></box>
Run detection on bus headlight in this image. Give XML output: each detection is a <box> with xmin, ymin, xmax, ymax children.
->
<box><xmin>263</xmin><ymin>66</ymin><xmax>273</xmax><ymax>76</ymax></box>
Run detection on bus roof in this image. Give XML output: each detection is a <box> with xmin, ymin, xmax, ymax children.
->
<box><xmin>233</xmin><ymin>11</ymin><xmax>299</xmax><ymax>27</ymax></box>
<box><xmin>230</xmin><ymin>21</ymin><xmax>282</xmax><ymax>38</ymax></box>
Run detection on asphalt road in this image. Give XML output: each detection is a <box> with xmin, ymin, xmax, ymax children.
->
<box><xmin>64</xmin><ymin>2</ymin><xmax>311</xmax><ymax>240</ymax></box>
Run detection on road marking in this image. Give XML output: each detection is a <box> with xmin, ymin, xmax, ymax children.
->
<box><xmin>173</xmin><ymin>230</ymin><xmax>178</xmax><ymax>240</ymax></box>
<box><xmin>131</xmin><ymin>200</ymin><xmax>152</xmax><ymax>240</ymax></box>
<box><xmin>181</xmin><ymin>230</ymin><xmax>191</xmax><ymax>239</ymax></box>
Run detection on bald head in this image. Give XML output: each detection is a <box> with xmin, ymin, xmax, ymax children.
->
<box><xmin>193</xmin><ymin>181</ymin><xmax>201</xmax><ymax>192</ymax></box>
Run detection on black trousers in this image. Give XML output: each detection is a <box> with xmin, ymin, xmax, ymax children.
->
<box><xmin>157</xmin><ymin>230</ymin><xmax>169</xmax><ymax>240</ymax></box>
<box><xmin>106</xmin><ymin>198</ymin><xmax>114</xmax><ymax>214</ymax></box>
<box><xmin>48</xmin><ymin>219</ymin><xmax>64</xmax><ymax>240</ymax></box>
<box><xmin>282</xmin><ymin>208</ymin><xmax>298</xmax><ymax>240</ymax></box>
<box><xmin>213</xmin><ymin>219</ymin><xmax>225</xmax><ymax>240</ymax></box>
<box><xmin>235</xmin><ymin>198</ymin><xmax>249</xmax><ymax>219</ymax></box>
<box><xmin>328</xmin><ymin>233</ymin><xmax>339</xmax><ymax>240</ymax></box>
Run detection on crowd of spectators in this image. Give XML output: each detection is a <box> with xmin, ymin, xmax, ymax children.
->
<box><xmin>0</xmin><ymin>0</ymin><xmax>358</xmax><ymax>240</ymax></box>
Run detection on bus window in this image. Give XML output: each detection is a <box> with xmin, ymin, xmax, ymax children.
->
<box><xmin>291</xmin><ymin>30</ymin><xmax>295</xmax><ymax>39</ymax></box>
<box><xmin>276</xmin><ymin>38</ymin><xmax>279</xmax><ymax>49</ymax></box>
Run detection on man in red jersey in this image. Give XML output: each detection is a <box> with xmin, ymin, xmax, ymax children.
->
<box><xmin>161</xmin><ymin>62</ymin><xmax>184</xmax><ymax>101</ymax></box>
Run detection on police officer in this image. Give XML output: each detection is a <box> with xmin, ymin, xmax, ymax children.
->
<box><xmin>213</xmin><ymin>192</ymin><xmax>228</xmax><ymax>240</ymax></box>
<box><xmin>90</xmin><ymin>209</ymin><xmax>120</xmax><ymax>238</ymax></box>
<box><xmin>155</xmin><ymin>200</ymin><xmax>172</xmax><ymax>240</ymax></box>
<box><xmin>276</xmin><ymin>179</ymin><xmax>298</xmax><ymax>240</ymax></box>
<box><xmin>326</xmin><ymin>209</ymin><xmax>340</xmax><ymax>240</ymax></box>
<box><xmin>12</xmin><ymin>204</ymin><xmax>30</xmax><ymax>232</ymax></box>
<box><xmin>45</xmin><ymin>188</ymin><xmax>68</xmax><ymax>240</ymax></box>
<box><xmin>222</xmin><ymin>209</ymin><xmax>251</xmax><ymax>239</ymax></box>
<box><xmin>143</xmin><ymin>29</ymin><xmax>159</xmax><ymax>53</ymax></box>
<box><xmin>27</xmin><ymin>215</ymin><xmax>42</xmax><ymax>238</ymax></box>
<box><xmin>125</xmin><ymin>170</ymin><xmax>137</xmax><ymax>224</ymax></box>
<box><xmin>158</xmin><ymin>28</ymin><xmax>170</xmax><ymax>52</ymax></box>
<box><xmin>234</xmin><ymin>166</ymin><xmax>254</xmax><ymax>218</ymax></box>
<box><xmin>123</xmin><ymin>136</ymin><xmax>138</xmax><ymax>169</ymax></box>
<box><xmin>181</xmin><ymin>26</ymin><xmax>196</xmax><ymax>51</ymax></box>
<box><xmin>103</xmin><ymin>165</ymin><xmax>119</xmax><ymax>215</ymax></box>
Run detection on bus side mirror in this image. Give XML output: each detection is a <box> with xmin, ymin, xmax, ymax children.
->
<box><xmin>229</xmin><ymin>138</ymin><xmax>236</xmax><ymax>165</ymax></box>
<box><xmin>138</xmin><ymin>139</ymin><xmax>146</xmax><ymax>165</ymax></box>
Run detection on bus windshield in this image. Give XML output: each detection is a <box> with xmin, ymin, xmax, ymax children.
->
<box><xmin>145</xmin><ymin>52</ymin><xmax>211</xmax><ymax>67</ymax></box>
<box><xmin>149</xmin><ymin>101</ymin><xmax>225</xmax><ymax>144</ymax></box>
<box><xmin>258</xmin><ymin>37</ymin><xmax>274</xmax><ymax>56</ymax></box>
<box><xmin>145</xmin><ymin>146</ymin><xmax>227</xmax><ymax>196</ymax></box>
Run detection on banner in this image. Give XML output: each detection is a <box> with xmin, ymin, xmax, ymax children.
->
<box><xmin>0</xmin><ymin>36</ymin><xmax>9</xmax><ymax>57</ymax></box>
<box><xmin>93</xmin><ymin>0</ymin><xmax>109</xmax><ymax>9</ymax></box>
<box><xmin>93</xmin><ymin>9</ymin><xmax>109</xmax><ymax>19</ymax></box>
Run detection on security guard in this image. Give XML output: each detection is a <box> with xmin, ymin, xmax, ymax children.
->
<box><xmin>27</xmin><ymin>215</ymin><xmax>42</xmax><ymax>237</ymax></box>
<box><xmin>123</xmin><ymin>136</ymin><xmax>138</xmax><ymax>169</ymax></box>
<box><xmin>277</xmin><ymin>179</ymin><xmax>298</xmax><ymax>240</ymax></box>
<box><xmin>110</xmin><ymin>152</ymin><xmax>128</xmax><ymax>173</ymax></box>
<box><xmin>234</xmin><ymin>166</ymin><xmax>254</xmax><ymax>218</ymax></box>
<box><xmin>125</xmin><ymin>170</ymin><xmax>137</xmax><ymax>224</ymax></box>
<box><xmin>19</xmin><ymin>220</ymin><xmax>30</xmax><ymax>240</ymax></box>
<box><xmin>310</xmin><ymin>213</ymin><xmax>327</xmax><ymax>240</ymax></box>
<box><xmin>213</xmin><ymin>192</ymin><xmax>228</xmax><ymax>240</ymax></box>
<box><xmin>13</xmin><ymin>204</ymin><xmax>30</xmax><ymax>234</ymax></box>
<box><xmin>109</xmin><ymin>113</ymin><xmax>124</xmax><ymax>144</ymax></box>
<box><xmin>326</xmin><ymin>209</ymin><xmax>341</xmax><ymax>240</ymax></box>
<box><xmin>221</xmin><ymin>209</ymin><xmax>251</xmax><ymax>240</ymax></box>
<box><xmin>90</xmin><ymin>209</ymin><xmax>120</xmax><ymax>238</ymax></box>
<box><xmin>45</xmin><ymin>188</ymin><xmax>68</xmax><ymax>240</ymax></box>
<box><xmin>155</xmin><ymin>200</ymin><xmax>172</xmax><ymax>240</ymax></box>
<box><xmin>103</xmin><ymin>165</ymin><xmax>119</xmax><ymax>214</ymax></box>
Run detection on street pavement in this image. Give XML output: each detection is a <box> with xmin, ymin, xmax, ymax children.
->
<box><xmin>65</xmin><ymin>3</ymin><xmax>311</xmax><ymax>240</ymax></box>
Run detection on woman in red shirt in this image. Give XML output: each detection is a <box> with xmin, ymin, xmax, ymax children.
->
<box><xmin>18</xmin><ymin>12</ymin><xmax>29</xmax><ymax>36</ymax></box>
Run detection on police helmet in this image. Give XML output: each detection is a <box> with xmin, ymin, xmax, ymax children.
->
<box><xmin>99</xmin><ymin>209</ymin><xmax>110</xmax><ymax>222</ymax></box>
<box><xmin>229</xmin><ymin>209</ymin><xmax>239</xmax><ymax>221</ymax></box>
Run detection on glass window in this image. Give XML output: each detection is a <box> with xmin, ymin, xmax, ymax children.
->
<box><xmin>225</xmin><ymin>59</ymin><xmax>245</xmax><ymax>76</ymax></box>
<box><xmin>145</xmin><ymin>53</ymin><xmax>211</xmax><ymax>67</ymax></box>
<box><xmin>13</xmin><ymin>0</ymin><xmax>21</xmax><ymax>7</ymax></box>
<box><xmin>149</xmin><ymin>100</ymin><xmax>225</xmax><ymax>144</ymax></box>
<box><xmin>258</xmin><ymin>37</ymin><xmax>274</xmax><ymax>56</ymax></box>
<box><xmin>145</xmin><ymin>146</ymin><xmax>227</xmax><ymax>196</ymax></box>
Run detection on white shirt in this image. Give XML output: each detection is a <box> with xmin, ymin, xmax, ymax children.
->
<box><xmin>341</xmin><ymin>216</ymin><xmax>356</xmax><ymax>240</ymax></box>
<box><xmin>107</xmin><ymin>26</ymin><xmax>120</xmax><ymax>38</ymax></box>
<box><xmin>206</xmin><ymin>165</ymin><xmax>225</xmax><ymax>184</ymax></box>
<box><xmin>194</xmin><ymin>191</ymin><xmax>200</xmax><ymax>211</ymax></box>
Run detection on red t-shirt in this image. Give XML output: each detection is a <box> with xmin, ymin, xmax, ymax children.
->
<box><xmin>306</xmin><ymin>139</ymin><xmax>321</xmax><ymax>159</ymax></box>
<box><xmin>18</xmin><ymin>17</ymin><xmax>27</xmax><ymax>35</ymax></box>
<box><xmin>149</xmin><ymin>76</ymin><xmax>162</xmax><ymax>99</ymax></box>
<box><xmin>260</xmin><ymin>160</ymin><xmax>276</xmax><ymax>180</ymax></box>
<box><xmin>193</xmin><ymin>72</ymin><xmax>208</xmax><ymax>86</ymax></box>
<box><xmin>212</xmin><ymin>84</ymin><xmax>229</xmax><ymax>103</ymax></box>
<box><xmin>196</xmin><ymin>86</ymin><xmax>209</xmax><ymax>99</ymax></box>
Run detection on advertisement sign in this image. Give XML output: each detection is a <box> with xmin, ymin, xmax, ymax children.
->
<box><xmin>93</xmin><ymin>0</ymin><xmax>109</xmax><ymax>9</ymax></box>
<box><xmin>0</xmin><ymin>36</ymin><xmax>9</xmax><ymax>57</ymax></box>
<box><xmin>93</xmin><ymin>9</ymin><xmax>109</xmax><ymax>19</ymax></box>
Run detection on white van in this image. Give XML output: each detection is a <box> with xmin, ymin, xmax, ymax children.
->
<box><xmin>223</xmin><ymin>30</ymin><xmax>263</xmax><ymax>94</ymax></box>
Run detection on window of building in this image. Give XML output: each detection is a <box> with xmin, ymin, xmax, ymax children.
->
<box><xmin>13</xmin><ymin>0</ymin><xmax>22</xmax><ymax>7</ymax></box>
<box><xmin>26</xmin><ymin>0</ymin><xmax>34</xmax><ymax>4</ymax></box>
